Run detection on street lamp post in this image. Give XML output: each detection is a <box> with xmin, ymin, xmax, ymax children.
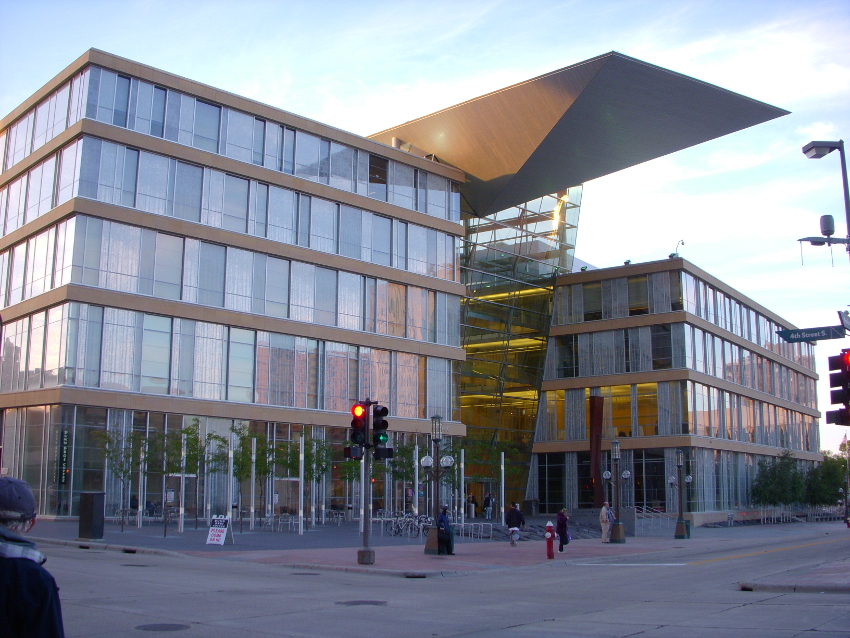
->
<box><xmin>802</xmin><ymin>140</ymin><xmax>850</xmax><ymax>261</ymax></box>
<box><xmin>609</xmin><ymin>440</ymin><xmax>626</xmax><ymax>543</ymax></box>
<box><xmin>421</xmin><ymin>415</ymin><xmax>455</xmax><ymax>554</ymax></box>
<box><xmin>674</xmin><ymin>448</ymin><xmax>689</xmax><ymax>539</ymax></box>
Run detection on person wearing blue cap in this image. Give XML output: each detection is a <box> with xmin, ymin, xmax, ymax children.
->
<box><xmin>0</xmin><ymin>476</ymin><xmax>65</xmax><ymax>637</ymax></box>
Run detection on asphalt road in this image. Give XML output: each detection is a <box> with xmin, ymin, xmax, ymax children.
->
<box><xmin>43</xmin><ymin>523</ymin><xmax>850</xmax><ymax>637</ymax></box>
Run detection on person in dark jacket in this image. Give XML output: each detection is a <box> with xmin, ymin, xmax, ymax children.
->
<box><xmin>436</xmin><ymin>505</ymin><xmax>454</xmax><ymax>555</ymax></box>
<box><xmin>505</xmin><ymin>503</ymin><xmax>525</xmax><ymax>546</ymax></box>
<box><xmin>555</xmin><ymin>508</ymin><xmax>570</xmax><ymax>553</ymax></box>
<box><xmin>0</xmin><ymin>477</ymin><xmax>65</xmax><ymax>638</ymax></box>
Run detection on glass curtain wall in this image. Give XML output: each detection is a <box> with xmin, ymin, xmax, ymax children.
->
<box><xmin>460</xmin><ymin>189</ymin><xmax>581</xmax><ymax>505</ymax></box>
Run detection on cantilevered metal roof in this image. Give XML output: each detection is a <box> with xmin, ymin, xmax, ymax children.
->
<box><xmin>369</xmin><ymin>52</ymin><xmax>788</xmax><ymax>217</ymax></box>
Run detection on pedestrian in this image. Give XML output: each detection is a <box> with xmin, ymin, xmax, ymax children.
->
<box><xmin>556</xmin><ymin>508</ymin><xmax>570</xmax><ymax>553</ymax></box>
<box><xmin>599</xmin><ymin>501</ymin><xmax>613</xmax><ymax>543</ymax></box>
<box><xmin>0</xmin><ymin>476</ymin><xmax>65</xmax><ymax>637</ymax></box>
<box><xmin>436</xmin><ymin>505</ymin><xmax>454</xmax><ymax>555</ymax></box>
<box><xmin>483</xmin><ymin>493</ymin><xmax>493</xmax><ymax>520</ymax></box>
<box><xmin>505</xmin><ymin>502</ymin><xmax>525</xmax><ymax>546</ymax></box>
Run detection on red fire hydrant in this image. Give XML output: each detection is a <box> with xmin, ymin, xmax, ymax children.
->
<box><xmin>545</xmin><ymin>521</ymin><xmax>555</xmax><ymax>559</ymax></box>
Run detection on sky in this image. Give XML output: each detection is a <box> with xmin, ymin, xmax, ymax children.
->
<box><xmin>2</xmin><ymin>0</ymin><xmax>849</xmax><ymax>452</ymax></box>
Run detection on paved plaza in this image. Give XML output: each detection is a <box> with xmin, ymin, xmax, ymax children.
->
<box><xmin>27</xmin><ymin>518</ymin><xmax>850</xmax><ymax>636</ymax></box>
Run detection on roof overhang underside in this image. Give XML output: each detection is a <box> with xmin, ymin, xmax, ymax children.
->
<box><xmin>369</xmin><ymin>52</ymin><xmax>789</xmax><ymax>217</ymax></box>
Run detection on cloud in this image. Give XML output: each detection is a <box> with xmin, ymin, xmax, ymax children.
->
<box><xmin>795</xmin><ymin>121</ymin><xmax>838</xmax><ymax>139</ymax></box>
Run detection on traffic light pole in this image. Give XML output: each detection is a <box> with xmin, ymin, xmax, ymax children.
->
<box><xmin>356</xmin><ymin>399</ymin><xmax>375</xmax><ymax>565</ymax></box>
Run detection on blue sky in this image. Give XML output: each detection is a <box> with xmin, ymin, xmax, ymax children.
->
<box><xmin>2</xmin><ymin>0</ymin><xmax>849</xmax><ymax>451</ymax></box>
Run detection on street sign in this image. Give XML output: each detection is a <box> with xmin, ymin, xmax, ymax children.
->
<box><xmin>776</xmin><ymin>325</ymin><xmax>846</xmax><ymax>343</ymax></box>
<box><xmin>206</xmin><ymin>515</ymin><xmax>231</xmax><ymax>545</ymax></box>
<box><xmin>839</xmin><ymin>311</ymin><xmax>850</xmax><ymax>331</ymax></box>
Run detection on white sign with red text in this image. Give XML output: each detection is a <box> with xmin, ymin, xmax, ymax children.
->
<box><xmin>206</xmin><ymin>516</ymin><xmax>230</xmax><ymax>545</ymax></box>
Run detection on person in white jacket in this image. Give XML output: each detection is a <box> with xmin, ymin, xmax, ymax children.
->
<box><xmin>599</xmin><ymin>501</ymin><xmax>613</xmax><ymax>543</ymax></box>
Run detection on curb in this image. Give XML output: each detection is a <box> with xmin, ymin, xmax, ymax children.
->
<box><xmin>31</xmin><ymin>536</ymin><xmax>185</xmax><ymax>558</ymax></box>
<box><xmin>739</xmin><ymin>582</ymin><xmax>850</xmax><ymax>594</ymax></box>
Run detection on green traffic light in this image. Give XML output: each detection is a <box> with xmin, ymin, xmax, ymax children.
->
<box><xmin>373</xmin><ymin>431</ymin><xmax>388</xmax><ymax>445</ymax></box>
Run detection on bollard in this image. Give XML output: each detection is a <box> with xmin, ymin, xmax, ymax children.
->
<box><xmin>545</xmin><ymin>521</ymin><xmax>555</xmax><ymax>559</ymax></box>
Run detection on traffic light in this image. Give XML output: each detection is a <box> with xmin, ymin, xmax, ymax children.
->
<box><xmin>350</xmin><ymin>403</ymin><xmax>368</xmax><ymax>445</ymax></box>
<box><xmin>372</xmin><ymin>404</ymin><xmax>393</xmax><ymax>459</ymax></box>
<box><xmin>826</xmin><ymin>349</ymin><xmax>850</xmax><ymax>426</ymax></box>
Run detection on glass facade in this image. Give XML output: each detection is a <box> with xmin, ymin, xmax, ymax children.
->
<box><xmin>0</xmin><ymin>215</ymin><xmax>462</xmax><ymax>347</ymax></box>
<box><xmin>0</xmin><ymin>301</ymin><xmax>460</xmax><ymax>419</ymax></box>
<box><xmin>460</xmin><ymin>189</ymin><xmax>581</xmax><ymax>503</ymax></box>
<box><xmin>0</xmin><ymin>136</ymin><xmax>460</xmax><ymax>284</ymax></box>
<box><xmin>0</xmin><ymin>66</ymin><xmax>461</xmax><ymax>224</ymax></box>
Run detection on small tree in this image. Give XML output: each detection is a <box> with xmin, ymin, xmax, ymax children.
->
<box><xmin>93</xmin><ymin>428</ymin><xmax>143</xmax><ymax>532</ymax></box>
<box><xmin>805</xmin><ymin>454</ymin><xmax>847</xmax><ymax>506</ymax></box>
<box><xmin>751</xmin><ymin>450</ymin><xmax>805</xmax><ymax>507</ymax></box>
<box><xmin>144</xmin><ymin>426</ymin><xmax>184</xmax><ymax>536</ymax></box>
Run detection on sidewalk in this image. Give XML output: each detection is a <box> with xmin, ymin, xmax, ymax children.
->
<box><xmin>31</xmin><ymin>518</ymin><xmax>850</xmax><ymax>589</ymax></box>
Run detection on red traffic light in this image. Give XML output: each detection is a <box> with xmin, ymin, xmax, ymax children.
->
<box><xmin>351</xmin><ymin>404</ymin><xmax>366</xmax><ymax>418</ymax></box>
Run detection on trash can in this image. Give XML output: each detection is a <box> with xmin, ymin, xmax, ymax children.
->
<box><xmin>78</xmin><ymin>492</ymin><xmax>105</xmax><ymax>540</ymax></box>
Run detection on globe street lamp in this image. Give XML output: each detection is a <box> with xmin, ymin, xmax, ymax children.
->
<box><xmin>609</xmin><ymin>440</ymin><xmax>626</xmax><ymax>544</ymax></box>
<box><xmin>422</xmin><ymin>415</ymin><xmax>455</xmax><ymax>554</ymax></box>
<box><xmin>801</xmin><ymin>140</ymin><xmax>850</xmax><ymax>261</ymax></box>
<box><xmin>674</xmin><ymin>448</ymin><xmax>689</xmax><ymax>539</ymax></box>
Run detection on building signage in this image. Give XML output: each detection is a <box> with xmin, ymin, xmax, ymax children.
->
<box><xmin>206</xmin><ymin>516</ymin><xmax>230</xmax><ymax>545</ymax></box>
<box><xmin>776</xmin><ymin>325</ymin><xmax>846</xmax><ymax>343</ymax></box>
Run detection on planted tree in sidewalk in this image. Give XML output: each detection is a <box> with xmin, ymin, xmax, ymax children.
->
<box><xmin>305</xmin><ymin>438</ymin><xmax>333</xmax><ymax>524</ymax></box>
<box><xmin>804</xmin><ymin>454</ymin><xmax>846</xmax><ymax>506</ymax></box>
<box><xmin>92</xmin><ymin>428</ymin><xmax>144</xmax><ymax>532</ymax></box>
<box><xmin>751</xmin><ymin>450</ymin><xmax>805</xmax><ymax>508</ymax></box>
<box><xmin>144</xmin><ymin>426</ymin><xmax>184</xmax><ymax>536</ymax></box>
<box><xmin>180</xmin><ymin>419</ymin><xmax>228</xmax><ymax>528</ymax></box>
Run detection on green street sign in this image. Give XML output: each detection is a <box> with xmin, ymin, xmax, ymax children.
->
<box><xmin>776</xmin><ymin>325</ymin><xmax>845</xmax><ymax>343</ymax></box>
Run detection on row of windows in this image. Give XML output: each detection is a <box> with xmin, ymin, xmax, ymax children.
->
<box><xmin>0</xmin><ymin>70</ymin><xmax>89</xmax><ymax>172</ymax></box>
<box><xmin>541</xmin><ymin>382</ymin><xmax>817</xmax><ymax>452</ymax></box>
<box><xmin>0</xmin><ymin>302</ymin><xmax>460</xmax><ymax>420</ymax></box>
<box><xmin>0</xmin><ymin>66</ymin><xmax>461</xmax><ymax>222</ymax></box>
<box><xmin>0</xmin><ymin>216</ymin><xmax>462</xmax><ymax>347</ymax></box>
<box><xmin>0</xmin><ymin>137</ymin><xmax>459</xmax><ymax>282</ymax></box>
<box><xmin>551</xmin><ymin>322</ymin><xmax>816</xmax><ymax>410</ymax></box>
<box><xmin>553</xmin><ymin>269</ymin><xmax>814</xmax><ymax>370</ymax></box>
<box><xmin>684</xmin><ymin>324</ymin><xmax>816</xmax><ymax>409</ymax></box>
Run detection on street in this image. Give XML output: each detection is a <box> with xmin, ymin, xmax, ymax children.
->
<box><xmin>39</xmin><ymin>521</ymin><xmax>850</xmax><ymax>637</ymax></box>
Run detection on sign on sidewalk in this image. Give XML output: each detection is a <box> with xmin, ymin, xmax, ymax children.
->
<box><xmin>206</xmin><ymin>515</ymin><xmax>232</xmax><ymax>545</ymax></box>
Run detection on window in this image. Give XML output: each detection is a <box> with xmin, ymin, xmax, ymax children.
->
<box><xmin>583</xmin><ymin>282</ymin><xmax>601</xmax><ymax>322</ymax></box>
<box><xmin>628</xmin><ymin>276</ymin><xmax>648</xmax><ymax>316</ymax></box>
<box><xmin>113</xmin><ymin>76</ymin><xmax>131</xmax><ymax>127</ymax></box>
<box><xmin>140</xmin><ymin>315</ymin><xmax>171</xmax><ymax>394</ymax></box>
<box><xmin>670</xmin><ymin>271</ymin><xmax>683</xmax><ymax>311</ymax></box>
<box><xmin>314</xmin><ymin>268</ymin><xmax>337</xmax><ymax>326</ymax></box>
<box><xmin>651</xmin><ymin>324</ymin><xmax>672</xmax><ymax>370</ymax></box>
<box><xmin>557</xmin><ymin>335</ymin><xmax>579</xmax><ymax>378</ymax></box>
<box><xmin>222</xmin><ymin>175</ymin><xmax>249</xmax><ymax>233</ymax></box>
<box><xmin>252</xmin><ymin>119</ymin><xmax>265</xmax><ymax>165</ymax></box>
<box><xmin>295</xmin><ymin>131</ymin><xmax>320</xmax><ymax>182</ymax></box>
<box><xmin>153</xmin><ymin>234</ymin><xmax>183</xmax><ymax>300</ymax></box>
<box><xmin>372</xmin><ymin>215</ymin><xmax>392</xmax><ymax>267</ymax></box>
<box><xmin>254</xmin><ymin>183</ymin><xmax>268</xmax><ymax>238</ymax></box>
<box><xmin>198</xmin><ymin>242</ymin><xmax>225</xmax><ymax>307</ymax></box>
<box><xmin>368</xmin><ymin>155</ymin><xmax>388</xmax><ymax>201</ymax></box>
<box><xmin>388</xmin><ymin>283</ymin><xmax>406</xmax><ymax>337</ymax></box>
<box><xmin>173</xmin><ymin>162</ymin><xmax>203</xmax><ymax>222</ymax></box>
<box><xmin>282</xmin><ymin>128</ymin><xmax>295</xmax><ymax>174</ymax></box>
<box><xmin>151</xmin><ymin>87</ymin><xmax>167</xmax><ymax>137</ymax></box>
<box><xmin>265</xmin><ymin>257</ymin><xmax>289</xmax><ymax>319</ymax></box>
<box><xmin>338</xmin><ymin>206</ymin><xmax>362</xmax><ymax>259</ymax></box>
<box><xmin>193</xmin><ymin>102</ymin><xmax>220</xmax><ymax>153</ymax></box>
<box><xmin>227</xmin><ymin>328</ymin><xmax>255</xmax><ymax>403</ymax></box>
